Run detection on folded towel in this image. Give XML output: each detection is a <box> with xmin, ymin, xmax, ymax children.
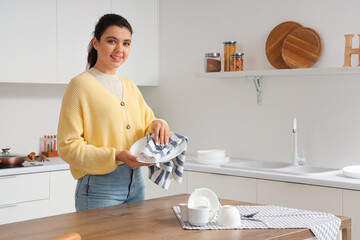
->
<box><xmin>173</xmin><ymin>205</ymin><xmax>341</xmax><ymax>240</ymax></box>
<box><xmin>142</xmin><ymin>132</ymin><xmax>188</xmax><ymax>190</ymax></box>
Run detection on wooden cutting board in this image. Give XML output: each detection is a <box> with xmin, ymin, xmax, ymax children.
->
<box><xmin>282</xmin><ymin>27</ymin><xmax>323</xmax><ymax>68</ymax></box>
<box><xmin>265</xmin><ymin>21</ymin><xmax>303</xmax><ymax>69</ymax></box>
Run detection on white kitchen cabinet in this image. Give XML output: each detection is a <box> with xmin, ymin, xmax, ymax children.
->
<box><xmin>187</xmin><ymin>171</ymin><xmax>257</xmax><ymax>203</ymax></box>
<box><xmin>257</xmin><ymin>179</ymin><xmax>342</xmax><ymax>216</ymax></box>
<box><xmin>57</xmin><ymin>0</ymin><xmax>111</xmax><ymax>84</ymax></box>
<box><xmin>0</xmin><ymin>170</ymin><xmax>76</xmax><ymax>225</ymax></box>
<box><xmin>0</xmin><ymin>0</ymin><xmax>159</xmax><ymax>85</ymax></box>
<box><xmin>111</xmin><ymin>0</ymin><xmax>159</xmax><ymax>86</ymax></box>
<box><xmin>343</xmin><ymin>189</ymin><xmax>360</xmax><ymax>240</ymax></box>
<box><xmin>49</xmin><ymin>170</ymin><xmax>77</xmax><ymax>215</ymax></box>
<box><xmin>143</xmin><ymin>167</ymin><xmax>188</xmax><ymax>200</ymax></box>
<box><xmin>0</xmin><ymin>172</ymin><xmax>50</xmax><ymax>224</ymax></box>
<box><xmin>57</xmin><ymin>0</ymin><xmax>159</xmax><ymax>85</ymax></box>
<box><xmin>0</xmin><ymin>0</ymin><xmax>57</xmax><ymax>83</ymax></box>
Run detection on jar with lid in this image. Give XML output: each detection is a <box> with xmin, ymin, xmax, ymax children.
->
<box><xmin>230</xmin><ymin>53</ymin><xmax>244</xmax><ymax>71</ymax></box>
<box><xmin>204</xmin><ymin>53</ymin><xmax>221</xmax><ymax>72</ymax></box>
<box><xmin>223</xmin><ymin>41</ymin><xmax>237</xmax><ymax>71</ymax></box>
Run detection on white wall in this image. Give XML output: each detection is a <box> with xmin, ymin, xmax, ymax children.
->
<box><xmin>0</xmin><ymin>84</ymin><xmax>66</xmax><ymax>154</ymax></box>
<box><xmin>1</xmin><ymin>0</ymin><xmax>360</xmax><ymax>169</ymax></box>
<box><xmin>139</xmin><ymin>0</ymin><xmax>360</xmax><ymax>169</ymax></box>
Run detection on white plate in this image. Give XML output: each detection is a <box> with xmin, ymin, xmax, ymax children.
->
<box><xmin>129</xmin><ymin>136</ymin><xmax>187</xmax><ymax>163</ymax></box>
<box><xmin>195</xmin><ymin>157</ymin><xmax>230</xmax><ymax>165</ymax></box>
<box><xmin>343</xmin><ymin>165</ymin><xmax>360</xmax><ymax>179</ymax></box>
<box><xmin>188</xmin><ymin>188</ymin><xmax>220</xmax><ymax>214</ymax></box>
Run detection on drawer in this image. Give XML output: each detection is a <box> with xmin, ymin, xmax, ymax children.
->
<box><xmin>0</xmin><ymin>199</ymin><xmax>51</xmax><ymax>225</ymax></box>
<box><xmin>187</xmin><ymin>171</ymin><xmax>257</xmax><ymax>203</ymax></box>
<box><xmin>0</xmin><ymin>172</ymin><xmax>50</xmax><ymax>206</ymax></box>
<box><xmin>257</xmin><ymin>179</ymin><xmax>342</xmax><ymax>215</ymax></box>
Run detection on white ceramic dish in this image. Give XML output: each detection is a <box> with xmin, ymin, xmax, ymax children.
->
<box><xmin>195</xmin><ymin>157</ymin><xmax>230</xmax><ymax>165</ymax></box>
<box><xmin>188</xmin><ymin>188</ymin><xmax>220</xmax><ymax>215</ymax></box>
<box><xmin>343</xmin><ymin>165</ymin><xmax>360</xmax><ymax>179</ymax></box>
<box><xmin>197</xmin><ymin>149</ymin><xmax>225</xmax><ymax>159</ymax></box>
<box><xmin>218</xmin><ymin>205</ymin><xmax>241</xmax><ymax>227</ymax></box>
<box><xmin>130</xmin><ymin>136</ymin><xmax>187</xmax><ymax>163</ymax></box>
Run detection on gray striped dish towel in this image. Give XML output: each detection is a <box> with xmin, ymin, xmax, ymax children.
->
<box><xmin>173</xmin><ymin>205</ymin><xmax>341</xmax><ymax>240</ymax></box>
<box><xmin>143</xmin><ymin>132</ymin><xmax>188</xmax><ymax>190</ymax></box>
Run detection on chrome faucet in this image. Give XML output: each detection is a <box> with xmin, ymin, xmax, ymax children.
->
<box><xmin>293</xmin><ymin>118</ymin><xmax>306</xmax><ymax>166</ymax></box>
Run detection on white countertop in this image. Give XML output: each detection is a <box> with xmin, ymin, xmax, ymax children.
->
<box><xmin>2</xmin><ymin>156</ymin><xmax>360</xmax><ymax>191</ymax></box>
<box><xmin>184</xmin><ymin>157</ymin><xmax>360</xmax><ymax>191</ymax></box>
<box><xmin>0</xmin><ymin>157</ymin><xmax>69</xmax><ymax>177</ymax></box>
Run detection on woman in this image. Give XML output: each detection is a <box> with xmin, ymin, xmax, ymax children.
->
<box><xmin>57</xmin><ymin>13</ymin><xmax>170</xmax><ymax>211</ymax></box>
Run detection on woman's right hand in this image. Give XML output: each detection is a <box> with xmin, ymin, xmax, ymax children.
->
<box><xmin>115</xmin><ymin>150</ymin><xmax>152</xmax><ymax>169</ymax></box>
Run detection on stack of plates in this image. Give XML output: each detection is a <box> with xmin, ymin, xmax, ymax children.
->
<box><xmin>195</xmin><ymin>149</ymin><xmax>229</xmax><ymax>165</ymax></box>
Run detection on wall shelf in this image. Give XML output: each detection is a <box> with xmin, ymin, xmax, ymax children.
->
<box><xmin>195</xmin><ymin>67</ymin><xmax>360</xmax><ymax>104</ymax></box>
<box><xmin>196</xmin><ymin>67</ymin><xmax>360</xmax><ymax>79</ymax></box>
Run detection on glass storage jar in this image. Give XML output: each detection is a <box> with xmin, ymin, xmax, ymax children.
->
<box><xmin>230</xmin><ymin>53</ymin><xmax>244</xmax><ymax>71</ymax></box>
<box><xmin>223</xmin><ymin>41</ymin><xmax>237</xmax><ymax>72</ymax></box>
<box><xmin>205</xmin><ymin>53</ymin><xmax>221</xmax><ymax>72</ymax></box>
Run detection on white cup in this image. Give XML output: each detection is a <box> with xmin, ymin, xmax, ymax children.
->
<box><xmin>188</xmin><ymin>206</ymin><xmax>215</xmax><ymax>226</ymax></box>
<box><xmin>217</xmin><ymin>205</ymin><xmax>241</xmax><ymax>227</ymax></box>
<box><xmin>179</xmin><ymin>203</ymin><xmax>188</xmax><ymax>221</ymax></box>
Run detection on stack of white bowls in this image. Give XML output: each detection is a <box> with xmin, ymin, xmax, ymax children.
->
<box><xmin>195</xmin><ymin>149</ymin><xmax>229</xmax><ymax>165</ymax></box>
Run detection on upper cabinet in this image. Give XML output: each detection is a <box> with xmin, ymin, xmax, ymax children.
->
<box><xmin>57</xmin><ymin>0</ymin><xmax>110</xmax><ymax>84</ymax></box>
<box><xmin>0</xmin><ymin>0</ymin><xmax>159</xmax><ymax>86</ymax></box>
<box><xmin>111</xmin><ymin>0</ymin><xmax>159</xmax><ymax>86</ymax></box>
<box><xmin>58</xmin><ymin>0</ymin><xmax>159</xmax><ymax>85</ymax></box>
<box><xmin>0</xmin><ymin>0</ymin><xmax>57</xmax><ymax>83</ymax></box>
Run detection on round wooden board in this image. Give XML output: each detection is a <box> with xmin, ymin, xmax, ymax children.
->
<box><xmin>282</xmin><ymin>27</ymin><xmax>323</xmax><ymax>68</ymax></box>
<box><xmin>265</xmin><ymin>21</ymin><xmax>303</xmax><ymax>69</ymax></box>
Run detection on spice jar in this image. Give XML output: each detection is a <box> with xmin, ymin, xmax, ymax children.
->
<box><xmin>223</xmin><ymin>41</ymin><xmax>237</xmax><ymax>71</ymax></box>
<box><xmin>204</xmin><ymin>53</ymin><xmax>221</xmax><ymax>72</ymax></box>
<box><xmin>230</xmin><ymin>53</ymin><xmax>244</xmax><ymax>71</ymax></box>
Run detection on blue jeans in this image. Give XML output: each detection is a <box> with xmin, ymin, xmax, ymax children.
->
<box><xmin>75</xmin><ymin>164</ymin><xmax>145</xmax><ymax>211</ymax></box>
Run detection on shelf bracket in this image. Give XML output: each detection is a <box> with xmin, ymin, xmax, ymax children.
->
<box><xmin>246</xmin><ymin>76</ymin><xmax>262</xmax><ymax>105</ymax></box>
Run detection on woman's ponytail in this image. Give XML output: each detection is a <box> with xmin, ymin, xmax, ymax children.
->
<box><xmin>87</xmin><ymin>39</ymin><xmax>97</xmax><ymax>69</ymax></box>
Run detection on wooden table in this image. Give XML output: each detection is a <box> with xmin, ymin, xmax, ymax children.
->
<box><xmin>0</xmin><ymin>194</ymin><xmax>351</xmax><ymax>240</ymax></box>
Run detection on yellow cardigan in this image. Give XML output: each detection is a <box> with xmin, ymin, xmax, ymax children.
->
<box><xmin>57</xmin><ymin>72</ymin><xmax>159</xmax><ymax>179</ymax></box>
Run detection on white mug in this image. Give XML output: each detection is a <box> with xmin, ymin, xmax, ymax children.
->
<box><xmin>188</xmin><ymin>206</ymin><xmax>215</xmax><ymax>226</ymax></box>
<box><xmin>217</xmin><ymin>205</ymin><xmax>241</xmax><ymax>227</ymax></box>
<box><xmin>179</xmin><ymin>203</ymin><xmax>188</xmax><ymax>221</ymax></box>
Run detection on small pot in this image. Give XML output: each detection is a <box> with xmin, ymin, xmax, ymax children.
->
<box><xmin>0</xmin><ymin>148</ymin><xmax>27</xmax><ymax>166</ymax></box>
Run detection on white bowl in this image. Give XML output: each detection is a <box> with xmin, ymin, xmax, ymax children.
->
<box><xmin>195</xmin><ymin>157</ymin><xmax>230</xmax><ymax>165</ymax></box>
<box><xmin>197</xmin><ymin>149</ymin><xmax>225</xmax><ymax>159</ymax></box>
<box><xmin>343</xmin><ymin>165</ymin><xmax>360</xmax><ymax>179</ymax></box>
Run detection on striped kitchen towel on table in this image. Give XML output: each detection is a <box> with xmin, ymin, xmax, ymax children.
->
<box><xmin>143</xmin><ymin>132</ymin><xmax>188</xmax><ymax>190</ymax></box>
<box><xmin>173</xmin><ymin>205</ymin><xmax>341</xmax><ymax>240</ymax></box>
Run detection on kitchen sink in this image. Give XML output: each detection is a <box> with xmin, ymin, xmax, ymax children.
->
<box><xmin>274</xmin><ymin>165</ymin><xmax>339</xmax><ymax>175</ymax></box>
<box><xmin>221</xmin><ymin>160</ymin><xmax>339</xmax><ymax>175</ymax></box>
<box><xmin>221</xmin><ymin>160</ymin><xmax>292</xmax><ymax>170</ymax></box>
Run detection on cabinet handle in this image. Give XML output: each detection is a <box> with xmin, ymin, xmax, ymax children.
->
<box><xmin>0</xmin><ymin>203</ymin><xmax>18</xmax><ymax>208</ymax></box>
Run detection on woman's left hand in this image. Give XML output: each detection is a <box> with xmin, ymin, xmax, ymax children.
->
<box><xmin>151</xmin><ymin>120</ymin><xmax>170</xmax><ymax>146</ymax></box>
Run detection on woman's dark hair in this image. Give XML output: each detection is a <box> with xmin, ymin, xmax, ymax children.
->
<box><xmin>87</xmin><ymin>14</ymin><xmax>133</xmax><ymax>69</ymax></box>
